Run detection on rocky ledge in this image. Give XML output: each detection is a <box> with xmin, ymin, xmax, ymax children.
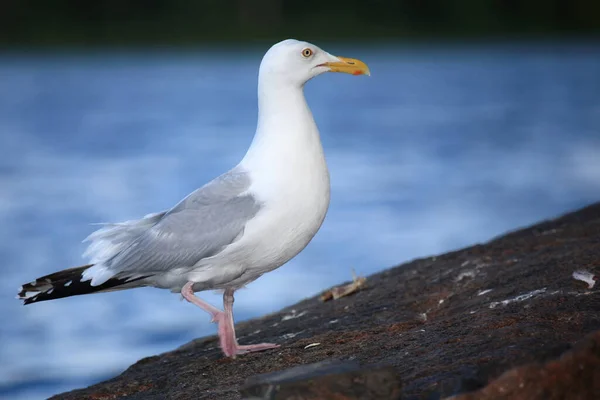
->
<box><xmin>53</xmin><ymin>203</ymin><xmax>600</xmax><ymax>399</ymax></box>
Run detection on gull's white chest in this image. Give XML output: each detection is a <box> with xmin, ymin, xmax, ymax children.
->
<box><xmin>239</xmin><ymin>140</ymin><xmax>331</xmax><ymax>273</ymax></box>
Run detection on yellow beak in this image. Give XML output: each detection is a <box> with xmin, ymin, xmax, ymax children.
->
<box><xmin>322</xmin><ymin>56</ymin><xmax>370</xmax><ymax>76</ymax></box>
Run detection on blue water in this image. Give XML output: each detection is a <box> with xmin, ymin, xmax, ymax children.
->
<box><xmin>1</xmin><ymin>41</ymin><xmax>599</xmax><ymax>399</ymax></box>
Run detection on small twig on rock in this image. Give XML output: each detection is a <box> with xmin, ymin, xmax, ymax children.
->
<box><xmin>320</xmin><ymin>269</ymin><xmax>367</xmax><ymax>302</ymax></box>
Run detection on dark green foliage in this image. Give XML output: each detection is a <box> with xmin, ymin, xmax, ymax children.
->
<box><xmin>1</xmin><ymin>0</ymin><xmax>599</xmax><ymax>46</ymax></box>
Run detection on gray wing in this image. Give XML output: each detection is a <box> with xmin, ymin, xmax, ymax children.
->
<box><xmin>83</xmin><ymin>168</ymin><xmax>261</xmax><ymax>281</ymax></box>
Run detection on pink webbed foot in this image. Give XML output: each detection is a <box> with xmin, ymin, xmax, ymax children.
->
<box><xmin>234</xmin><ymin>342</ymin><xmax>280</xmax><ymax>355</ymax></box>
<box><xmin>182</xmin><ymin>283</ymin><xmax>279</xmax><ymax>358</ymax></box>
<box><xmin>213</xmin><ymin>312</ymin><xmax>279</xmax><ymax>357</ymax></box>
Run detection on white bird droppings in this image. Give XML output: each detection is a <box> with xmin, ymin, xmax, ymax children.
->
<box><xmin>572</xmin><ymin>270</ymin><xmax>596</xmax><ymax>289</ymax></box>
<box><xmin>281</xmin><ymin>332</ymin><xmax>300</xmax><ymax>340</ymax></box>
<box><xmin>455</xmin><ymin>270</ymin><xmax>476</xmax><ymax>282</ymax></box>
<box><xmin>304</xmin><ymin>343</ymin><xmax>321</xmax><ymax>349</ymax></box>
<box><xmin>489</xmin><ymin>288</ymin><xmax>547</xmax><ymax>309</ymax></box>
<box><xmin>281</xmin><ymin>310</ymin><xmax>308</xmax><ymax>321</ymax></box>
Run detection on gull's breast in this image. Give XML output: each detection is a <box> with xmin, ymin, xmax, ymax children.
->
<box><xmin>230</xmin><ymin>146</ymin><xmax>331</xmax><ymax>276</ymax></box>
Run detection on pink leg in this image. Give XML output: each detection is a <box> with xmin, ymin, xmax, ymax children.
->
<box><xmin>181</xmin><ymin>282</ymin><xmax>223</xmax><ymax>322</ymax></box>
<box><xmin>221</xmin><ymin>288</ymin><xmax>280</xmax><ymax>357</ymax></box>
<box><xmin>181</xmin><ymin>283</ymin><xmax>279</xmax><ymax>358</ymax></box>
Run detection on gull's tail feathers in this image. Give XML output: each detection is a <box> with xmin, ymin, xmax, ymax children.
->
<box><xmin>17</xmin><ymin>264</ymin><xmax>149</xmax><ymax>305</ymax></box>
<box><xmin>83</xmin><ymin>211</ymin><xmax>167</xmax><ymax>265</ymax></box>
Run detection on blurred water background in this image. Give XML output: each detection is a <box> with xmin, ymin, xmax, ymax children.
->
<box><xmin>1</xmin><ymin>1</ymin><xmax>600</xmax><ymax>399</ymax></box>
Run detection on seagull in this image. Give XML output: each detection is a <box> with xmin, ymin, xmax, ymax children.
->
<box><xmin>17</xmin><ymin>39</ymin><xmax>370</xmax><ymax>358</ymax></box>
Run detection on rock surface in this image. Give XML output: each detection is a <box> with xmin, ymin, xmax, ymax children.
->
<box><xmin>241</xmin><ymin>360</ymin><xmax>402</xmax><ymax>399</ymax></box>
<box><xmin>53</xmin><ymin>203</ymin><xmax>600</xmax><ymax>400</ymax></box>
<box><xmin>448</xmin><ymin>329</ymin><xmax>600</xmax><ymax>400</ymax></box>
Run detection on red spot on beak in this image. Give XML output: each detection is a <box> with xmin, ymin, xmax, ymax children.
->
<box><xmin>352</xmin><ymin>70</ymin><xmax>363</xmax><ymax>76</ymax></box>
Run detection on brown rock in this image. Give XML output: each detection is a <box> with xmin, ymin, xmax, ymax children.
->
<box><xmin>240</xmin><ymin>360</ymin><xmax>401</xmax><ymax>399</ymax></box>
<box><xmin>52</xmin><ymin>202</ymin><xmax>600</xmax><ymax>399</ymax></box>
<box><xmin>448</xmin><ymin>330</ymin><xmax>600</xmax><ymax>400</ymax></box>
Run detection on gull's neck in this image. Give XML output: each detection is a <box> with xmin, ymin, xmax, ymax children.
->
<box><xmin>241</xmin><ymin>79</ymin><xmax>324</xmax><ymax>171</ymax></box>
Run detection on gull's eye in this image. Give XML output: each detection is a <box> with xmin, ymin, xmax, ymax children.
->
<box><xmin>301</xmin><ymin>48</ymin><xmax>313</xmax><ymax>58</ymax></box>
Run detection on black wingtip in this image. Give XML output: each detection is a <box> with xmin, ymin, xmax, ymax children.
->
<box><xmin>18</xmin><ymin>264</ymin><xmax>93</xmax><ymax>305</ymax></box>
<box><xmin>18</xmin><ymin>264</ymin><xmax>151</xmax><ymax>305</ymax></box>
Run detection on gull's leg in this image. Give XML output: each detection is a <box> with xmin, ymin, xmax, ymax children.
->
<box><xmin>181</xmin><ymin>282</ymin><xmax>278</xmax><ymax>357</ymax></box>
<box><xmin>181</xmin><ymin>282</ymin><xmax>236</xmax><ymax>356</ymax></box>
<box><xmin>222</xmin><ymin>288</ymin><xmax>280</xmax><ymax>357</ymax></box>
<box><xmin>181</xmin><ymin>282</ymin><xmax>223</xmax><ymax>322</ymax></box>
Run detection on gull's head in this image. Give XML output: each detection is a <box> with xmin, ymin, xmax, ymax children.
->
<box><xmin>259</xmin><ymin>39</ymin><xmax>370</xmax><ymax>88</ymax></box>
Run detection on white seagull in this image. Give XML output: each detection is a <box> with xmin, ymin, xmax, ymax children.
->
<box><xmin>18</xmin><ymin>39</ymin><xmax>370</xmax><ymax>358</ymax></box>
